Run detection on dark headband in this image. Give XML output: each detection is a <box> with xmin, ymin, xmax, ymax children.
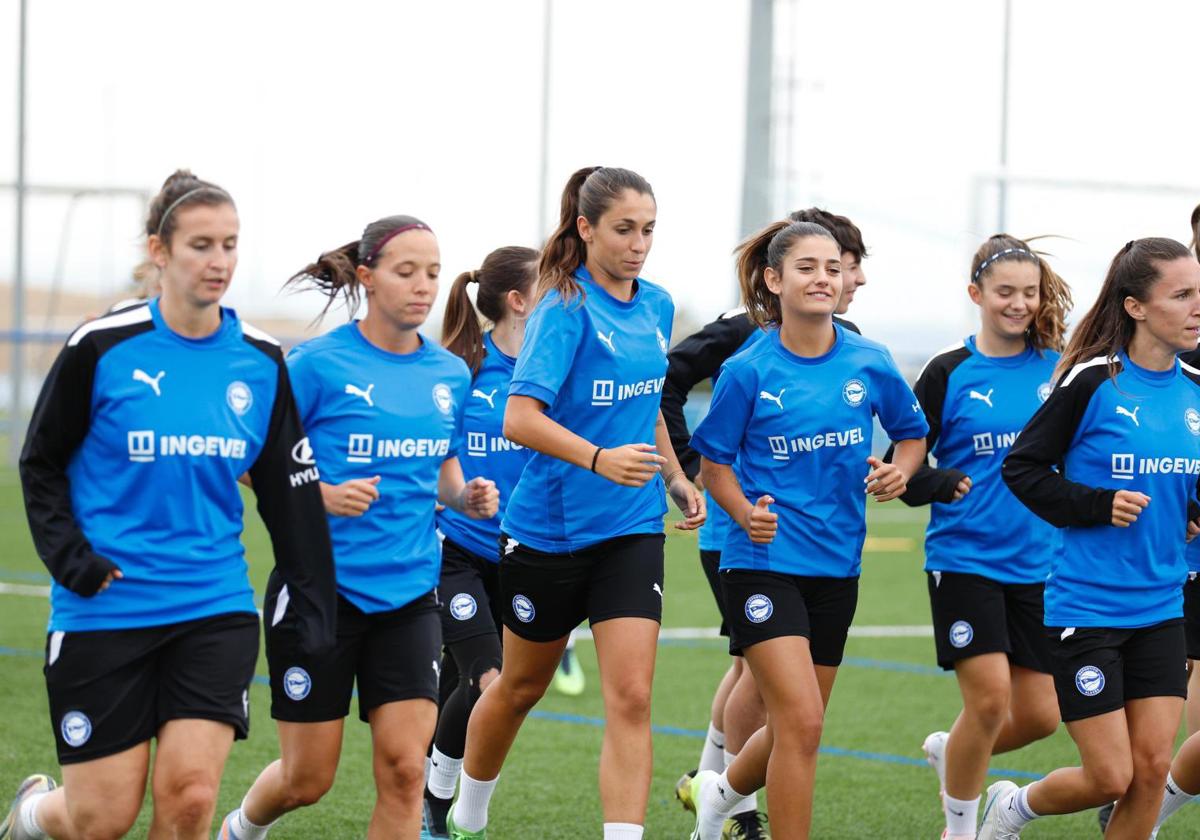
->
<box><xmin>973</xmin><ymin>247</ymin><xmax>1036</xmax><ymax>282</ymax></box>
<box><xmin>360</xmin><ymin>223</ymin><xmax>432</xmax><ymax>265</ymax></box>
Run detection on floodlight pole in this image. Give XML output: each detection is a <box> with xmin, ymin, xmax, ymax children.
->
<box><xmin>536</xmin><ymin>0</ymin><xmax>552</xmax><ymax>241</ymax></box>
<box><xmin>739</xmin><ymin>0</ymin><xmax>773</xmax><ymax>241</ymax></box>
<box><xmin>997</xmin><ymin>0</ymin><xmax>1012</xmax><ymax>232</ymax></box>
<box><xmin>10</xmin><ymin>0</ymin><xmax>28</xmax><ymax>467</ymax></box>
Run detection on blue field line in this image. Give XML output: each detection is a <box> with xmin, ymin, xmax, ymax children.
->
<box><xmin>0</xmin><ymin>645</ymin><xmax>42</xmax><ymax>658</ymax></box>
<box><xmin>841</xmin><ymin>656</ymin><xmax>950</xmax><ymax>677</ymax></box>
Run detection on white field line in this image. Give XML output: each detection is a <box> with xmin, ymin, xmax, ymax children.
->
<box><xmin>0</xmin><ymin>582</ymin><xmax>51</xmax><ymax>597</ymax></box>
<box><xmin>573</xmin><ymin>625</ymin><xmax>933</xmax><ymax>641</ymax></box>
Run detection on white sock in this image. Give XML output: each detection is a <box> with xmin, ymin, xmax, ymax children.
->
<box><xmin>699</xmin><ymin>770</ymin><xmax>748</xmax><ymax>839</ymax></box>
<box><xmin>603</xmin><ymin>823</ymin><xmax>643</xmax><ymax>840</ymax></box>
<box><xmin>233</xmin><ymin>797</ymin><xmax>274</xmax><ymax>840</ymax></box>
<box><xmin>453</xmin><ymin>770</ymin><xmax>498</xmax><ymax>832</ymax></box>
<box><xmin>944</xmin><ymin>793</ymin><xmax>979</xmax><ymax>837</ymax></box>
<box><xmin>699</xmin><ymin>723</ymin><xmax>725</xmax><ymax>773</ymax></box>
<box><xmin>19</xmin><ymin>792</ymin><xmax>48</xmax><ymax>840</ymax></box>
<box><xmin>427</xmin><ymin>747</ymin><xmax>463</xmax><ymax>801</ymax></box>
<box><xmin>1001</xmin><ymin>784</ymin><xmax>1039</xmax><ymax>831</ymax></box>
<box><xmin>722</xmin><ymin>750</ymin><xmax>757</xmax><ymax>815</ymax></box>
<box><xmin>1155</xmin><ymin>772</ymin><xmax>1197</xmax><ymax>828</ymax></box>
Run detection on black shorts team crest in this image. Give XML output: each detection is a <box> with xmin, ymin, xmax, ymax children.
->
<box><xmin>927</xmin><ymin>571</ymin><xmax>1052</xmax><ymax>673</ymax></box>
<box><xmin>719</xmin><ymin>569</ymin><xmax>858</xmax><ymax>664</ymax></box>
<box><xmin>438</xmin><ymin>536</ymin><xmax>503</xmax><ymax>645</ymax></box>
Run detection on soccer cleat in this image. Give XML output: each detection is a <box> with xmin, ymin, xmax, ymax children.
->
<box><xmin>1096</xmin><ymin>801</ymin><xmax>1114</xmax><ymax>833</ymax></box>
<box><xmin>422</xmin><ymin>794</ymin><xmax>450</xmax><ymax>838</ymax></box>
<box><xmin>675</xmin><ymin>769</ymin><xmax>699</xmax><ymax>812</ymax></box>
<box><xmin>1</xmin><ymin>775</ymin><xmax>57</xmax><ymax>840</ymax></box>
<box><xmin>217</xmin><ymin>810</ymin><xmax>246</xmax><ymax>840</ymax></box>
<box><xmin>723</xmin><ymin>810</ymin><xmax>770</xmax><ymax>839</ymax></box>
<box><xmin>978</xmin><ymin>781</ymin><xmax>1021</xmax><ymax>840</ymax></box>
<box><xmin>922</xmin><ymin>730</ymin><xmax>950</xmax><ymax>798</ymax></box>
<box><xmin>689</xmin><ymin>770</ymin><xmax>724</xmax><ymax>840</ymax></box>
<box><xmin>552</xmin><ymin>647</ymin><xmax>586</xmax><ymax>696</ymax></box>
<box><xmin>446</xmin><ymin>804</ymin><xmax>487</xmax><ymax>840</ymax></box>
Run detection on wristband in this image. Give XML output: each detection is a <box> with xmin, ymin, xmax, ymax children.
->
<box><xmin>590</xmin><ymin>447</ymin><xmax>603</xmax><ymax>473</ymax></box>
<box><xmin>663</xmin><ymin>469</ymin><xmax>684</xmax><ymax>486</ymax></box>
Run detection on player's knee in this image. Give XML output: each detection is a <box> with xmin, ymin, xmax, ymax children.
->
<box><xmin>607</xmin><ymin>680</ymin><xmax>653</xmax><ymax>723</ymax></box>
<box><xmin>1129</xmin><ymin>747</ymin><xmax>1173</xmax><ymax>788</ymax></box>
<box><xmin>157</xmin><ymin>779</ymin><xmax>220</xmax><ymax>831</ymax></box>
<box><xmin>772</xmin><ymin>706</ymin><xmax>825</xmax><ymax>754</ymax></box>
<box><xmin>498</xmin><ymin>673</ymin><xmax>548</xmax><ymax>714</ymax></box>
<box><xmin>373</xmin><ymin>752</ymin><xmax>426</xmax><ymax>799</ymax></box>
<box><xmin>467</xmin><ymin>657</ymin><xmax>503</xmax><ymax>704</ymax></box>
<box><xmin>1026</xmin><ymin>707</ymin><xmax>1060</xmax><ymax>741</ymax></box>
<box><xmin>967</xmin><ymin>687</ymin><xmax>1010</xmax><ymax>730</ymax></box>
<box><xmin>281</xmin><ymin>761</ymin><xmax>336</xmax><ymax>808</ymax></box>
<box><xmin>72</xmin><ymin>802</ymin><xmax>140</xmax><ymax>840</ymax></box>
<box><xmin>1087</xmin><ymin>760</ymin><xmax>1133</xmax><ymax>801</ymax></box>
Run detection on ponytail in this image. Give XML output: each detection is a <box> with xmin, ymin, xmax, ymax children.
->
<box><xmin>1190</xmin><ymin>202</ymin><xmax>1200</xmax><ymax>258</ymax></box>
<box><xmin>537</xmin><ymin>166</ymin><xmax>654</xmax><ymax>304</ymax></box>
<box><xmin>1056</xmin><ymin>237</ymin><xmax>1193</xmax><ymax>381</ymax></box>
<box><xmin>286</xmin><ymin>214</ymin><xmax>432</xmax><ymax>322</ymax></box>
<box><xmin>735</xmin><ymin>220</ymin><xmax>837</xmax><ymax>328</ymax></box>
<box><xmin>443</xmin><ymin>246</ymin><xmax>539</xmax><ymax>374</ymax></box>
<box><xmin>969</xmin><ymin>234</ymin><xmax>1072</xmax><ymax>353</ymax></box>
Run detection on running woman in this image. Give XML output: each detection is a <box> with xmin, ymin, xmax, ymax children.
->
<box><xmin>422</xmin><ymin>246</ymin><xmax>538</xmax><ymax>836</ymax></box>
<box><xmin>663</xmin><ymin>208</ymin><xmax>870</xmax><ymax>838</ymax></box>
<box><xmin>903</xmin><ymin>235</ymin><xmax>1072</xmax><ymax>840</ymax></box>
<box><xmin>220</xmin><ymin>216</ymin><xmax>499</xmax><ymax>839</ymax></box>
<box><xmin>446</xmin><ymin>166</ymin><xmax>705</xmax><ymax>840</ymax></box>
<box><xmin>3</xmin><ymin>170</ymin><xmax>337</xmax><ymax>840</ymax></box>
<box><xmin>686</xmin><ymin>220</ymin><xmax>928</xmax><ymax>839</ymax></box>
<box><xmin>983</xmin><ymin>237</ymin><xmax>1200</xmax><ymax>839</ymax></box>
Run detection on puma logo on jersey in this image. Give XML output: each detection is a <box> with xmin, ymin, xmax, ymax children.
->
<box><xmin>596</xmin><ymin>330</ymin><xmax>616</xmax><ymax>353</ymax></box>
<box><xmin>472</xmin><ymin>388</ymin><xmax>498</xmax><ymax>409</ymax></box>
<box><xmin>652</xmin><ymin>583</ymin><xmax>664</xmax><ymax>598</ymax></box>
<box><xmin>758</xmin><ymin>389</ymin><xmax>785</xmax><ymax>410</ymax></box>
<box><xmin>133</xmin><ymin>369</ymin><xmax>165</xmax><ymax>396</ymax></box>
<box><xmin>968</xmin><ymin>388</ymin><xmax>994</xmax><ymax>408</ymax></box>
<box><xmin>345</xmin><ymin>383</ymin><xmax>375</xmax><ymax>407</ymax></box>
<box><xmin>1116</xmin><ymin>405</ymin><xmax>1140</xmax><ymax>426</ymax></box>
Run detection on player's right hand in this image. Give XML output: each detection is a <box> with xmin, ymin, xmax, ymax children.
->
<box><xmin>1111</xmin><ymin>489</ymin><xmax>1150</xmax><ymax>527</ymax></box>
<box><xmin>322</xmin><ymin>476</ymin><xmax>382</xmax><ymax>517</ymax></box>
<box><xmin>594</xmin><ymin>443</ymin><xmax>666</xmax><ymax>487</ymax></box>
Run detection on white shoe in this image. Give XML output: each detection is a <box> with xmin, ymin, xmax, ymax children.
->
<box><xmin>923</xmin><ymin>731</ymin><xmax>949</xmax><ymax>797</ymax></box>
<box><xmin>688</xmin><ymin>770</ymin><xmax>725</xmax><ymax>840</ymax></box>
<box><xmin>978</xmin><ymin>781</ymin><xmax>1021</xmax><ymax>840</ymax></box>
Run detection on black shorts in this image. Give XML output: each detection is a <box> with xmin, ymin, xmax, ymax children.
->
<box><xmin>439</xmin><ymin>537</ymin><xmax>503</xmax><ymax>645</ymax></box>
<box><xmin>1045</xmin><ymin>620</ymin><xmax>1188</xmax><ymax>723</ymax></box>
<box><xmin>1185</xmin><ymin>573</ymin><xmax>1200</xmax><ymax>660</ymax></box>
<box><xmin>719</xmin><ymin>569</ymin><xmax>858</xmax><ymax>665</ymax></box>
<box><xmin>44</xmin><ymin>612</ymin><xmax>259</xmax><ymax>765</ymax></box>
<box><xmin>499</xmin><ymin>532</ymin><xmax>665</xmax><ymax>642</ymax></box>
<box><xmin>927</xmin><ymin>571</ymin><xmax>1052</xmax><ymax>673</ymax></box>
<box><xmin>265</xmin><ymin>576</ymin><xmax>441</xmax><ymax>723</ymax></box>
<box><xmin>699</xmin><ymin>550</ymin><xmax>729</xmax><ymax>637</ymax></box>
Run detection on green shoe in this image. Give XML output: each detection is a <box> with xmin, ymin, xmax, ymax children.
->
<box><xmin>552</xmin><ymin>647</ymin><xmax>586</xmax><ymax>696</ymax></box>
<box><xmin>675</xmin><ymin>769</ymin><xmax>698</xmax><ymax>812</ymax></box>
<box><xmin>0</xmin><ymin>774</ymin><xmax>57</xmax><ymax>840</ymax></box>
<box><xmin>446</xmin><ymin>804</ymin><xmax>487</xmax><ymax>840</ymax></box>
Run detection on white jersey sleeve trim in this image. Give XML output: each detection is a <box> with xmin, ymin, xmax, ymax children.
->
<box><xmin>241</xmin><ymin>321</ymin><xmax>281</xmax><ymax>346</ymax></box>
<box><xmin>66</xmin><ymin>303</ymin><xmax>152</xmax><ymax>347</ymax></box>
<box><xmin>1181</xmin><ymin>359</ymin><xmax>1200</xmax><ymax>378</ymax></box>
<box><xmin>1059</xmin><ymin>355</ymin><xmax>1111</xmax><ymax>388</ymax></box>
<box><xmin>719</xmin><ymin>306</ymin><xmax>747</xmax><ymax>320</ymax></box>
<box><xmin>916</xmin><ymin>340</ymin><xmax>966</xmax><ymax>381</ymax></box>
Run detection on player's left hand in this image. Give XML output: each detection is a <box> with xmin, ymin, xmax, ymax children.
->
<box><xmin>1188</xmin><ymin>517</ymin><xmax>1200</xmax><ymax>543</ymax></box>
<box><xmin>865</xmin><ymin>456</ymin><xmax>908</xmax><ymax>503</ymax></box>
<box><xmin>668</xmin><ymin>473</ymin><xmax>706</xmax><ymax>530</ymax></box>
<box><xmin>462</xmin><ymin>477</ymin><xmax>499</xmax><ymax>520</ymax></box>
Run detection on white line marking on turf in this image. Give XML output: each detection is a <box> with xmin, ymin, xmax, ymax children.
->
<box><xmin>571</xmin><ymin>625</ymin><xmax>933</xmax><ymax>641</ymax></box>
<box><xmin>0</xmin><ymin>582</ymin><xmax>51</xmax><ymax>597</ymax></box>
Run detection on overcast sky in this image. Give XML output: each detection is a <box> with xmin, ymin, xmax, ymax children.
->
<box><xmin>1</xmin><ymin>0</ymin><xmax>1197</xmax><ymax>359</ymax></box>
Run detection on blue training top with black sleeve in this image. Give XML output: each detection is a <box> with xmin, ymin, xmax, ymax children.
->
<box><xmin>501</xmin><ymin>266</ymin><xmax>675</xmax><ymax>552</ymax></box>
<box><xmin>690</xmin><ymin>325</ymin><xmax>929</xmax><ymax>577</ymax></box>
<box><xmin>437</xmin><ymin>331</ymin><xmax>531</xmax><ymax>562</ymax></box>
<box><xmin>1003</xmin><ymin>353</ymin><xmax>1200</xmax><ymax>628</ymax></box>
<box><xmin>287</xmin><ymin>322</ymin><xmax>470</xmax><ymax>613</ymax></box>
<box><xmin>19</xmin><ymin>299</ymin><xmax>337</xmax><ymax>653</ymax></box>
<box><xmin>903</xmin><ymin>337</ymin><xmax>1061</xmax><ymax>584</ymax></box>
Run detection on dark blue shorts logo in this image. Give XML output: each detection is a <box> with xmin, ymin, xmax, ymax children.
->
<box><xmin>450</xmin><ymin>593</ymin><xmax>478</xmax><ymax>621</ymax></box>
<box><xmin>949</xmin><ymin>620</ymin><xmax>973</xmax><ymax>649</ymax></box>
<box><xmin>283</xmin><ymin>666</ymin><xmax>312</xmax><ymax>701</ymax></box>
<box><xmin>60</xmin><ymin>710</ymin><xmax>92</xmax><ymax>748</ymax></box>
<box><xmin>745</xmin><ymin>594</ymin><xmax>774</xmax><ymax>624</ymax></box>
<box><xmin>512</xmin><ymin>594</ymin><xmax>535</xmax><ymax>623</ymax></box>
<box><xmin>1075</xmin><ymin>665</ymin><xmax>1105</xmax><ymax>696</ymax></box>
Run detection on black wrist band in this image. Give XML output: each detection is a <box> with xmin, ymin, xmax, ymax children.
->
<box><xmin>590</xmin><ymin>446</ymin><xmax>603</xmax><ymax>472</ymax></box>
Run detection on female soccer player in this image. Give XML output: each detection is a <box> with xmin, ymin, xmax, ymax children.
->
<box><xmin>446</xmin><ymin>166</ymin><xmax>704</xmax><ymax>840</ymax></box>
<box><xmin>686</xmin><ymin>219</ymin><xmax>928</xmax><ymax>839</ymax></box>
<box><xmin>984</xmin><ymin>237</ymin><xmax>1200</xmax><ymax>839</ymax></box>
<box><xmin>422</xmin><ymin>246</ymin><xmax>538</xmax><ymax>835</ymax></box>
<box><xmin>5</xmin><ymin>170</ymin><xmax>337</xmax><ymax>840</ymax></box>
<box><xmin>904</xmin><ymin>235</ymin><xmax>1071</xmax><ymax>840</ymax></box>
<box><xmin>220</xmin><ymin>216</ymin><xmax>499</xmax><ymax>839</ymax></box>
<box><xmin>662</xmin><ymin>208</ymin><xmax>870</xmax><ymax>838</ymax></box>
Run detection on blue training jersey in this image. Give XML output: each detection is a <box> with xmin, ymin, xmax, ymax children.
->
<box><xmin>501</xmin><ymin>266</ymin><xmax>674</xmax><ymax>552</ymax></box>
<box><xmin>287</xmin><ymin>323</ymin><xmax>470</xmax><ymax>613</ymax></box>
<box><xmin>1003</xmin><ymin>354</ymin><xmax>1200</xmax><ymax>627</ymax></box>
<box><xmin>691</xmin><ymin>326</ymin><xmax>929</xmax><ymax>577</ymax></box>
<box><xmin>907</xmin><ymin>337</ymin><xmax>1062</xmax><ymax>583</ymax></box>
<box><xmin>437</xmin><ymin>332</ymin><xmax>531</xmax><ymax>562</ymax></box>
<box><xmin>23</xmin><ymin>299</ymin><xmax>337</xmax><ymax>638</ymax></box>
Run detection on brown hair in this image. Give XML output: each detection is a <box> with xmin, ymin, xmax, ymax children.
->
<box><xmin>735</xmin><ymin>220</ymin><xmax>838</xmax><ymax>328</ymax></box>
<box><xmin>1190</xmin><ymin>203</ymin><xmax>1200</xmax><ymax>258</ymax></box>
<box><xmin>970</xmin><ymin>234</ymin><xmax>1073</xmax><ymax>353</ymax></box>
<box><xmin>1056</xmin><ymin>237</ymin><xmax>1195</xmax><ymax>380</ymax></box>
<box><xmin>537</xmin><ymin>166</ymin><xmax>654</xmax><ymax>303</ymax></box>
<box><xmin>134</xmin><ymin>169</ymin><xmax>234</xmax><ymax>287</ymax></box>
<box><xmin>286</xmin><ymin>215</ymin><xmax>432</xmax><ymax>321</ymax></box>
<box><xmin>788</xmin><ymin>207</ymin><xmax>868</xmax><ymax>261</ymax></box>
<box><xmin>442</xmin><ymin>246</ymin><xmax>539</xmax><ymax>373</ymax></box>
